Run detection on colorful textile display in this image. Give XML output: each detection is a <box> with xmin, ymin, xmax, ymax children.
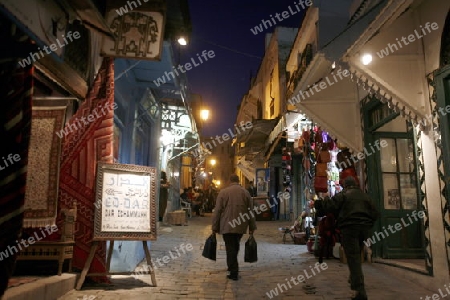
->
<box><xmin>23</xmin><ymin>106</ymin><xmax>66</xmax><ymax>227</ymax></box>
<box><xmin>56</xmin><ymin>57</ymin><xmax>115</xmax><ymax>281</ymax></box>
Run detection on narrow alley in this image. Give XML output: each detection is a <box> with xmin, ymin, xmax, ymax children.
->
<box><xmin>60</xmin><ymin>216</ymin><xmax>434</xmax><ymax>300</ymax></box>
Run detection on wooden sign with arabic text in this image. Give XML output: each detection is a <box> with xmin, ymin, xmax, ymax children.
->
<box><xmin>93</xmin><ymin>162</ymin><xmax>157</xmax><ymax>241</ymax></box>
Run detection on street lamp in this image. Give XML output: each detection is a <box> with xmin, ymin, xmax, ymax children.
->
<box><xmin>200</xmin><ymin>109</ymin><xmax>210</xmax><ymax>121</ymax></box>
<box><xmin>178</xmin><ymin>37</ymin><xmax>188</xmax><ymax>46</ymax></box>
<box><xmin>199</xmin><ymin>109</ymin><xmax>210</xmax><ymax>139</ymax></box>
<box><xmin>361</xmin><ymin>53</ymin><xmax>373</xmax><ymax>65</ymax></box>
<box><xmin>206</xmin><ymin>159</ymin><xmax>216</xmax><ymax>189</ymax></box>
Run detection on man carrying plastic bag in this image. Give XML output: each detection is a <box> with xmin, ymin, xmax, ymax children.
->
<box><xmin>211</xmin><ymin>174</ymin><xmax>257</xmax><ymax>281</ymax></box>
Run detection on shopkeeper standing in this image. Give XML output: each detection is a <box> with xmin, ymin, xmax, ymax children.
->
<box><xmin>247</xmin><ymin>181</ymin><xmax>257</xmax><ymax>197</ymax></box>
<box><xmin>159</xmin><ymin>171</ymin><xmax>170</xmax><ymax>222</ymax></box>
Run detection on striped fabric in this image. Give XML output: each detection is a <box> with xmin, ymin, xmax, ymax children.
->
<box><xmin>0</xmin><ymin>62</ymin><xmax>33</xmax><ymax>296</ymax></box>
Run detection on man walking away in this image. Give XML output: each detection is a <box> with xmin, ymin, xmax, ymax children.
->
<box><xmin>314</xmin><ymin>176</ymin><xmax>378</xmax><ymax>300</ymax></box>
<box><xmin>212</xmin><ymin>174</ymin><xmax>257</xmax><ymax>280</ymax></box>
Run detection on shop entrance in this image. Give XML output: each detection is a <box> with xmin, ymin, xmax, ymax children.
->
<box><xmin>364</xmin><ymin>99</ymin><xmax>425</xmax><ymax>259</ymax></box>
<box><xmin>372</xmin><ymin>133</ymin><xmax>424</xmax><ymax>258</ymax></box>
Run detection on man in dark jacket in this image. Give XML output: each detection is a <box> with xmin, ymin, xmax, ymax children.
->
<box><xmin>315</xmin><ymin>176</ymin><xmax>378</xmax><ymax>300</ymax></box>
<box><xmin>158</xmin><ymin>171</ymin><xmax>170</xmax><ymax>222</ymax></box>
<box><xmin>246</xmin><ymin>181</ymin><xmax>257</xmax><ymax>197</ymax></box>
<box><xmin>212</xmin><ymin>174</ymin><xmax>257</xmax><ymax>280</ymax></box>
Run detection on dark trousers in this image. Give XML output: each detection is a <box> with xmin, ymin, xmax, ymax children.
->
<box><xmin>159</xmin><ymin>189</ymin><xmax>168</xmax><ymax>220</ymax></box>
<box><xmin>223</xmin><ymin>233</ymin><xmax>243</xmax><ymax>275</ymax></box>
<box><xmin>193</xmin><ymin>203</ymin><xmax>201</xmax><ymax>215</ymax></box>
<box><xmin>158</xmin><ymin>198</ymin><xmax>167</xmax><ymax>221</ymax></box>
<box><xmin>341</xmin><ymin>226</ymin><xmax>371</xmax><ymax>296</ymax></box>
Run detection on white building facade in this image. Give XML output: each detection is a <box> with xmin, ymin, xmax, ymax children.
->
<box><xmin>284</xmin><ymin>0</ymin><xmax>450</xmax><ymax>287</ymax></box>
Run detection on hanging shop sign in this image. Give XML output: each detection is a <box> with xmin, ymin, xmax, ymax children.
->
<box><xmin>256</xmin><ymin>168</ymin><xmax>270</xmax><ymax>196</ymax></box>
<box><xmin>93</xmin><ymin>162</ymin><xmax>157</xmax><ymax>241</ymax></box>
<box><xmin>101</xmin><ymin>1</ymin><xmax>165</xmax><ymax>60</ymax></box>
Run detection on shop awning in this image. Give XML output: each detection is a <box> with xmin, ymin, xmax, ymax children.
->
<box><xmin>287</xmin><ymin>0</ymin><xmax>422</xmax><ymax>152</ymax></box>
<box><xmin>343</xmin><ymin>0</ymin><xmax>425</xmax><ymax>125</ymax></box>
<box><xmin>62</xmin><ymin>0</ymin><xmax>115</xmax><ymax>38</ymax></box>
<box><xmin>285</xmin><ymin>111</ymin><xmax>306</xmax><ymax>142</ymax></box>
<box><xmin>236</xmin><ymin>119</ymin><xmax>279</xmax><ymax>160</ymax></box>
<box><xmin>288</xmin><ymin>53</ymin><xmax>363</xmax><ymax>153</ymax></box>
<box><xmin>265</xmin><ymin>118</ymin><xmax>283</xmax><ymax>151</ymax></box>
<box><xmin>264</xmin><ymin>113</ymin><xmax>303</xmax><ymax>161</ymax></box>
<box><xmin>236</xmin><ymin>157</ymin><xmax>255</xmax><ymax>182</ymax></box>
<box><xmin>321</xmin><ymin>0</ymin><xmax>426</xmax><ymax>124</ymax></box>
<box><xmin>321</xmin><ymin>0</ymin><xmax>390</xmax><ymax>63</ymax></box>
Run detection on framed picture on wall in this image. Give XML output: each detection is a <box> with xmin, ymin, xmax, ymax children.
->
<box><xmin>387</xmin><ymin>189</ymin><xmax>400</xmax><ymax>209</ymax></box>
<box><xmin>256</xmin><ymin>168</ymin><xmax>269</xmax><ymax>196</ymax></box>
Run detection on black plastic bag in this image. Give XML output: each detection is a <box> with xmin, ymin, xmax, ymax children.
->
<box><xmin>202</xmin><ymin>233</ymin><xmax>217</xmax><ymax>261</ymax></box>
<box><xmin>244</xmin><ymin>234</ymin><xmax>258</xmax><ymax>263</ymax></box>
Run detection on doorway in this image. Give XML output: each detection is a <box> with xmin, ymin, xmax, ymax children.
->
<box><xmin>364</xmin><ymin>99</ymin><xmax>425</xmax><ymax>259</ymax></box>
<box><xmin>372</xmin><ymin>133</ymin><xmax>424</xmax><ymax>258</ymax></box>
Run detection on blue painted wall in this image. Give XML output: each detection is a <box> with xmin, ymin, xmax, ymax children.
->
<box><xmin>109</xmin><ymin>59</ymin><xmax>160</xmax><ymax>271</ymax></box>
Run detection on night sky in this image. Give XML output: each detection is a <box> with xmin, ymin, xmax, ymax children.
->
<box><xmin>180</xmin><ymin>0</ymin><xmax>305</xmax><ymax>136</ymax></box>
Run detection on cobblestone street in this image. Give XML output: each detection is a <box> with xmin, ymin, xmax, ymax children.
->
<box><xmin>59</xmin><ymin>214</ymin><xmax>435</xmax><ymax>300</ymax></box>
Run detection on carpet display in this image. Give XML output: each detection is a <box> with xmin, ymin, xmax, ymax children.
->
<box><xmin>23</xmin><ymin>106</ymin><xmax>65</xmax><ymax>227</ymax></box>
<box><xmin>57</xmin><ymin>57</ymin><xmax>115</xmax><ymax>281</ymax></box>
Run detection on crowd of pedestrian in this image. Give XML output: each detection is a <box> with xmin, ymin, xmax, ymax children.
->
<box><xmin>180</xmin><ymin>185</ymin><xmax>218</xmax><ymax>216</ymax></box>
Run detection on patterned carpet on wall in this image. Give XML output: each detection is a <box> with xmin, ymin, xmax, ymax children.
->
<box><xmin>56</xmin><ymin>57</ymin><xmax>115</xmax><ymax>282</ymax></box>
<box><xmin>23</xmin><ymin>106</ymin><xmax>66</xmax><ymax>227</ymax></box>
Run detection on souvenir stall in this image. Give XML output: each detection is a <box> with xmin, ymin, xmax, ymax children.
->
<box><xmin>296</xmin><ymin>124</ymin><xmax>359</xmax><ymax>253</ymax></box>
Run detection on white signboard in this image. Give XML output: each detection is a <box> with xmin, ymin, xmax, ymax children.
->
<box><xmin>101</xmin><ymin>172</ymin><xmax>151</xmax><ymax>232</ymax></box>
<box><xmin>94</xmin><ymin>163</ymin><xmax>157</xmax><ymax>241</ymax></box>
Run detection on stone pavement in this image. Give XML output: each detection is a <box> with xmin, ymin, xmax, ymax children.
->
<box><xmin>59</xmin><ymin>214</ymin><xmax>435</xmax><ymax>300</ymax></box>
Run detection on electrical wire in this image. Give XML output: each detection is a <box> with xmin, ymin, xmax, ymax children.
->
<box><xmin>193</xmin><ymin>37</ymin><xmax>263</xmax><ymax>60</ymax></box>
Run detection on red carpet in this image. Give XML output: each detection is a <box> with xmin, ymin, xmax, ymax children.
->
<box><xmin>56</xmin><ymin>57</ymin><xmax>115</xmax><ymax>282</ymax></box>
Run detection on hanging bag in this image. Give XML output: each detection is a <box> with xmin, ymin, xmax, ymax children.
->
<box><xmin>316</xmin><ymin>163</ymin><xmax>328</xmax><ymax>177</ymax></box>
<box><xmin>202</xmin><ymin>233</ymin><xmax>217</xmax><ymax>261</ymax></box>
<box><xmin>244</xmin><ymin>234</ymin><xmax>258</xmax><ymax>263</ymax></box>
<box><xmin>314</xmin><ymin>176</ymin><xmax>328</xmax><ymax>193</ymax></box>
<box><xmin>318</xmin><ymin>150</ymin><xmax>331</xmax><ymax>163</ymax></box>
